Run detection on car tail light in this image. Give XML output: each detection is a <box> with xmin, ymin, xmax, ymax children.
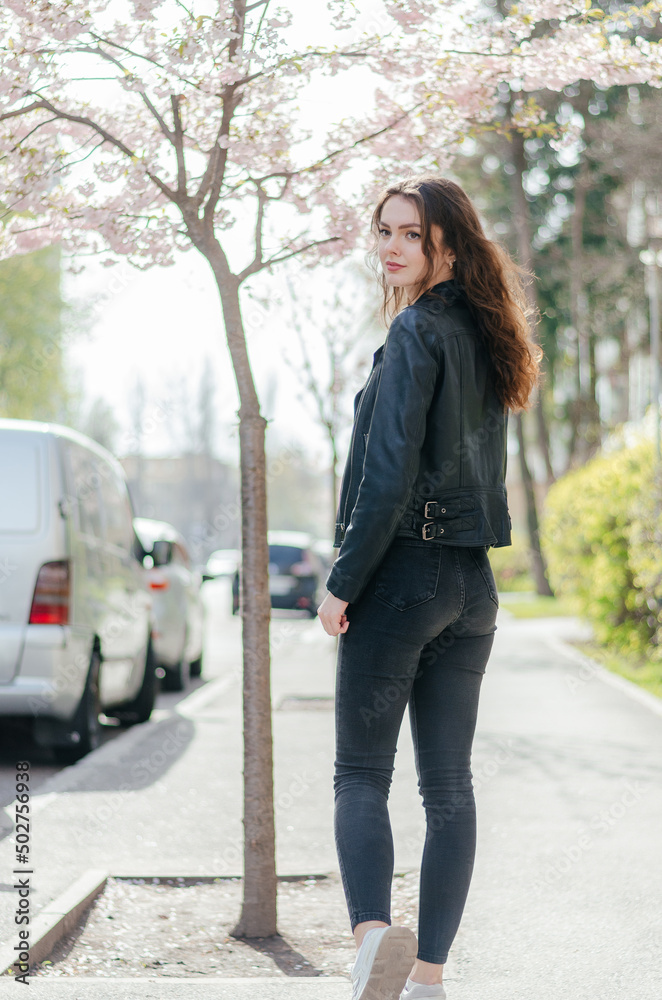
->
<box><xmin>28</xmin><ymin>560</ymin><xmax>70</xmax><ymax>625</ymax></box>
<box><xmin>291</xmin><ymin>560</ymin><xmax>313</xmax><ymax>576</ymax></box>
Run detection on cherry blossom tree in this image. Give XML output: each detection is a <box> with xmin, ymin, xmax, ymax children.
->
<box><xmin>1</xmin><ymin>0</ymin><xmax>661</xmax><ymax>938</ymax></box>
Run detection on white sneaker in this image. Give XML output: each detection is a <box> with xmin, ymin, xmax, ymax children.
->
<box><xmin>399</xmin><ymin>978</ymin><xmax>447</xmax><ymax>1000</ymax></box>
<box><xmin>351</xmin><ymin>925</ymin><xmax>418</xmax><ymax>1000</ymax></box>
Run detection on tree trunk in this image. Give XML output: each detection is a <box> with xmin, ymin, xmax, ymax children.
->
<box><xmin>329</xmin><ymin>351</ymin><xmax>342</xmax><ymax>542</ymax></box>
<box><xmin>508</xmin><ymin>131</ymin><xmax>555</xmax><ymax>485</ymax></box>
<box><xmin>505</xmin><ymin>131</ymin><xmax>554</xmax><ymax>595</ymax></box>
<box><xmin>331</xmin><ymin>437</ymin><xmax>339</xmax><ymax>543</ymax></box>
<box><xmin>208</xmin><ymin>257</ymin><xmax>277</xmax><ymax>938</ymax></box>
<box><xmin>515</xmin><ymin>412</ymin><xmax>553</xmax><ymax>597</ymax></box>
<box><xmin>568</xmin><ymin>162</ymin><xmax>601</xmax><ymax>463</ymax></box>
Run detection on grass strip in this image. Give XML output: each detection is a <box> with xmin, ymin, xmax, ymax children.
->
<box><xmin>573</xmin><ymin>641</ymin><xmax>662</xmax><ymax>701</ymax></box>
<box><xmin>498</xmin><ymin>595</ymin><xmax>574</xmax><ymax>619</ymax></box>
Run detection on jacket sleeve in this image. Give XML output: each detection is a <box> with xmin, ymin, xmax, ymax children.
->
<box><xmin>325</xmin><ymin>307</ymin><xmax>440</xmax><ymax>604</ymax></box>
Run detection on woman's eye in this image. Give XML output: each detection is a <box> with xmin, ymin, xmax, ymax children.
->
<box><xmin>406</xmin><ymin>231</ymin><xmax>420</xmax><ymax>240</ymax></box>
<box><xmin>378</xmin><ymin>228</ymin><xmax>390</xmax><ymax>237</ymax></box>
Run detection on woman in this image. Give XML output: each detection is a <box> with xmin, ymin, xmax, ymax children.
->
<box><xmin>318</xmin><ymin>176</ymin><xmax>541</xmax><ymax>1000</ymax></box>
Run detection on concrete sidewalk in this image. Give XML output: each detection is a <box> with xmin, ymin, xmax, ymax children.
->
<box><xmin>0</xmin><ymin>590</ymin><xmax>661</xmax><ymax>998</ymax></box>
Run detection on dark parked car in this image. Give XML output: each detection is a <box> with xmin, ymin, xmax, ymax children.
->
<box><xmin>232</xmin><ymin>530</ymin><xmax>327</xmax><ymax>617</ymax></box>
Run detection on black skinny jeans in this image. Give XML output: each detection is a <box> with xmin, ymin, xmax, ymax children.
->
<box><xmin>334</xmin><ymin>539</ymin><xmax>498</xmax><ymax>965</ymax></box>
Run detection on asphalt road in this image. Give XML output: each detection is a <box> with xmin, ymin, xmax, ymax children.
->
<box><xmin>0</xmin><ymin>578</ymin><xmax>239</xmax><ymax>808</ymax></box>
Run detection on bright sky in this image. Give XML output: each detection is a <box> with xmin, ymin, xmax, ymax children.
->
<box><xmin>63</xmin><ymin>0</ymin><xmax>394</xmax><ymax>466</ymax></box>
<box><xmin>65</xmin><ymin>247</ymin><xmax>378</xmax><ymax>467</ymax></box>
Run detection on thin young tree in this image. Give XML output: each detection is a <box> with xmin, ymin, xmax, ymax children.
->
<box><xmin>0</xmin><ymin>0</ymin><xmax>379</xmax><ymax>938</ymax></box>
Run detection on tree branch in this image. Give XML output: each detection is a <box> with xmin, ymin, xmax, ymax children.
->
<box><xmin>174</xmin><ymin>0</ymin><xmax>195</xmax><ymax>18</ymax></box>
<box><xmin>237</xmin><ymin>184</ymin><xmax>268</xmax><ymax>280</ymax></box>
<box><xmin>241</xmin><ymin>102</ymin><xmax>422</xmax><ymax>192</ymax></box>
<box><xmin>171</xmin><ymin>94</ymin><xmax>187</xmax><ymax>195</ymax></box>
<box><xmin>52</xmin><ymin>138</ymin><xmax>105</xmax><ymax>173</ymax></box>
<box><xmin>84</xmin><ymin>33</ymin><xmax>205</xmax><ymax>95</ymax></box>
<box><xmin>192</xmin><ymin>144</ymin><xmax>220</xmax><ymax>207</ymax></box>
<box><xmin>235</xmin><ymin>45</ymin><xmax>373</xmax><ymax>91</ymax></box>
<box><xmin>7</xmin><ymin>116</ymin><xmax>58</xmax><ymax>152</ymax></box>
<box><xmin>202</xmin><ymin>88</ymin><xmax>238</xmax><ymax>226</ymax></box>
<box><xmin>17</xmin><ymin>95</ymin><xmax>177</xmax><ymax>202</ymax></box>
<box><xmin>194</xmin><ymin>1</ymin><xmax>249</xmax><ymax>224</ymax></box>
<box><xmin>76</xmin><ymin>43</ymin><xmax>174</xmax><ymax>139</ymax></box>
<box><xmin>0</xmin><ymin>101</ymin><xmax>47</xmax><ymax>123</ymax></box>
<box><xmin>238</xmin><ymin>235</ymin><xmax>341</xmax><ymax>283</ymax></box>
<box><xmin>88</xmin><ymin>32</ymin><xmax>165</xmax><ymax>72</ymax></box>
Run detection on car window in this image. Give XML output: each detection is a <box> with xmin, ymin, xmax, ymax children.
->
<box><xmin>268</xmin><ymin>545</ymin><xmax>305</xmax><ymax>572</ymax></box>
<box><xmin>0</xmin><ymin>439</ymin><xmax>42</xmax><ymax>533</ymax></box>
<box><xmin>152</xmin><ymin>540</ymin><xmax>172</xmax><ymax>566</ymax></box>
<box><xmin>63</xmin><ymin>442</ymin><xmax>105</xmax><ymax>540</ymax></box>
<box><xmin>100</xmin><ymin>467</ymin><xmax>135</xmax><ymax>551</ymax></box>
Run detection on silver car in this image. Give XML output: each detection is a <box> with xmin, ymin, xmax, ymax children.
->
<box><xmin>133</xmin><ymin>518</ymin><xmax>205</xmax><ymax>692</ymax></box>
<box><xmin>0</xmin><ymin>419</ymin><xmax>155</xmax><ymax>761</ymax></box>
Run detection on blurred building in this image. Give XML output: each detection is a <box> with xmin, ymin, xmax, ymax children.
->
<box><xmin>120</xmin><ymin>453</ymin><xmax>239</xmax><ymax>565</ymax></box>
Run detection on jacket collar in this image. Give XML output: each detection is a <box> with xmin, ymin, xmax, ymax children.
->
<box><xmin>422</xmin><ymin>277</ymin><xmax>466</xmax><ymax>306</ymax></box>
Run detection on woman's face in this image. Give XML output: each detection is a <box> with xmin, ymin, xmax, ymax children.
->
<box><xmin>377</xmin><ymin>195</ymin><xmax>455</xmax><ymax>295</ymax></box>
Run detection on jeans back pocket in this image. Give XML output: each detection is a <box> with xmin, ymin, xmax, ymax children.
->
<box><xmin>468</xmin><ymin>546</ymin><xmax>499</xmax><ymax>608</ymax></box>
<box><xmin>374</xmin><ymin>539</ymin><xmax>443</xmax><ymax>611</ymax></box>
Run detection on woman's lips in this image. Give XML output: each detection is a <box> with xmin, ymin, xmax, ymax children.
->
<box><xmin>386</xmin><ymin>262</ymin><xmax>405</xmax><ymax>271</ymax></box>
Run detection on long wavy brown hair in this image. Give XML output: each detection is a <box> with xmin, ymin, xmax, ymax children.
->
<box><xmin>369</xmin><ymin>176</ymin><xmax>542</xmax><ymax>411</ymax></box>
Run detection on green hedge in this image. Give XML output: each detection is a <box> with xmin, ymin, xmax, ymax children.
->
<box><xmin>488</xmin><ymin>530</ymin><xmax>534</xmax><ymax>592</ymax></box>
<box><xmin>541</xmin><ymin>439</ymin><xmax>662</xmax><ymax>659</ymax></box>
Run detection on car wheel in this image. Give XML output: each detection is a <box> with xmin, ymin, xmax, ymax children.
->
<box><xmin>114</xmin><ymin>638</ymin><xmax>158</xmax><ymax>724</ymax></box>
<box><xmin>161</xmin><ymin>655</ymin><xmax>191</xmax><ymax>692</ymax></box>
<box><xmin>53</xmin><ymin>648</ymin><xmax>103</xmax><ymax>764</ymax></box>
<box><xmin>189</xmin><ymin>651</ymin><xmax>203</xmax><ymax>678</ymax></box>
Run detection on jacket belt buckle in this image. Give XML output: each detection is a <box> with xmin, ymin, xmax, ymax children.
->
<box><xmin>424</xmin><ymin>500</ymin><xmax>449</xmax><ymax>518</ymax></box>
<box><xmin>422</xmin><ymin>522</ymin><xmax>437</xmax><ymax>540</ymax></box>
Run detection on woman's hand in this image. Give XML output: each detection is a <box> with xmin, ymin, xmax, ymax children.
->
<box><xmin>318</xmin><ymin>591</ymin><xmax>350</xmax><ymax>636</ymax></box>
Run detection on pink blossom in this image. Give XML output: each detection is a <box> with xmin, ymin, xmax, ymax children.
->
<box><xmin>0</xmin><ymin>0</ymin><xmax>659</xmax><ymax>277</ymax></box>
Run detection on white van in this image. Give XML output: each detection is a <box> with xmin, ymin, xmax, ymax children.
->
<box><xmin>0</xmin><ymin>419</ymin><xmax>155</xmax><ymax>761</ymax></box>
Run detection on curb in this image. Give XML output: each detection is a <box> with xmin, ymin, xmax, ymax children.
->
<box><xmin>549</xmin><ymin>635</ymin><xmax>662</xmax><ymax>717</ymax></box>
<box><xmin>0</xmin><ymin>869</ymin><xmax>108</xmax><ymax>977</ymax></box>
<box><xmin>0</xmin><ymin>979</ymin><xmax>350</xmax><ymax>998</ymax></box>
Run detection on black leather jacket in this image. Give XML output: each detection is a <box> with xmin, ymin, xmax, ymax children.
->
<box><xmin>325</xmin><ymin>279</ymin><xmax>511</xmax><ymax>605</ymax></box>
